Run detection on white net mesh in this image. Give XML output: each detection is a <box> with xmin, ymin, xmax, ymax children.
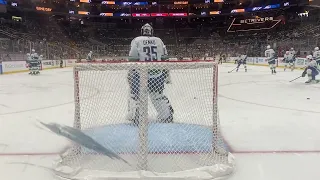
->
<box><xmin>54</xmin><ymin>61</ymin><xmax>235</xmax><ymax>180</ymax></box>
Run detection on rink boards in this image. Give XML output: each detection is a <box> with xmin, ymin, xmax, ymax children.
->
<box><xmin>0</xmin><ymin>56</ymin><xmax>308</xmax><ymax>75</ymax></box>
<box><xmin>0</xmin><ymin>59</ymin><xmax>77</xmax><ymax>74</ymax></box>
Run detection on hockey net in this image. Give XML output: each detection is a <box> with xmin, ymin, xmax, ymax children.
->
<box><xmin>54</xmin><ymin>61</ymin><xmax>235</xmax><ymax>180</ymax></box>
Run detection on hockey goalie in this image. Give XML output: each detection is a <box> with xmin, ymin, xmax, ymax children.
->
<box><xmin>126</xmin><ymin>23</ymin><xmax>174</xmax><ymax>125</ymax></box>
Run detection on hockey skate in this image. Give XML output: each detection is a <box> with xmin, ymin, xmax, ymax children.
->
<box><xmin>305</xmin><ymin>79</ymin><xmax>320</xmax><ymax>84</ymax></box>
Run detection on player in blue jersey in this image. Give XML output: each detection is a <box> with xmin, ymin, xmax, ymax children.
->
<box><xmin>236</xmin><ymin>54</ymin><xmax>247</xmax><ymax>72</ymax></box>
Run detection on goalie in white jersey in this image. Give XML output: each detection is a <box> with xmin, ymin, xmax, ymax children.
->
<box><xmin>127</xmin><ymin>23</ymin><xmax>174</xmax><ymax>125</ymax></box>
<box><xmin>313</xmin><ymin>47</ymin><xmax>320</xmax><ymax>67</ymax></box>
<box><xmin>265</xmin><ymin>45</ymin><xmax>277</xmax><ymax>74</ymax></box>
<box><xmin>302</xmin><ymin>55</ymin><xmax>319</xmax><ymax>84</ymax></box>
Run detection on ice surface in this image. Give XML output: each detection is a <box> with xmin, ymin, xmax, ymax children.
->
<box><xmin>0</xmin><ymin>64</ymin><xmax>320</xmax><ymax>180</ymax></box>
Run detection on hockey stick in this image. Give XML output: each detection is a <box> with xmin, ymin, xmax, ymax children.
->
<box><xmin>228</xmin><ymin>67</ymin><xmax>237</xmax><ymax>73</ymax></box>
<box><xmin>289</xmin><ymin>76</ymin><xmax>302</xmax><ymax>82</ymax></box>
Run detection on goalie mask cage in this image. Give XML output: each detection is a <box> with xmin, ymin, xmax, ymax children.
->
<box><xmin>54</xmin><ymin>61</ymin><xmax>235</xmax><ymax>180</ymax></box>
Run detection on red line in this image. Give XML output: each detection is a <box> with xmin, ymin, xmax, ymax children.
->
<box><xmin>0</xmin><ymin>152</ymin><xmax>60</xmax><ymax>156</ymax></box>
<box><xmin>1</xmin><ymin>149</ymin><xmax>320</xmax><ymax>156</ymax></box>
<box><xmin>233</xmin><ymin>150</ymin><xmax>320</xmax><ymax>154</ymax></box>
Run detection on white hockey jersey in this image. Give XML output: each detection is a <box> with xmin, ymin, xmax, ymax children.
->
<box><xmin>265</xmin><ymin>49</ymin><xmax>276</xmax><ymax>61</ymax></box>
<box><xmin>31</xmin><ymin>52</ymin><xmax>39</xmax><ymax>59</ymax></box>
<box><xmin>129</xmin><ymin>36</ymin><xmax>167</xmax><ymax>62</ymax></box>
<box><xmin>240</xmin><ymin>55</ymin><xmax>247</xmax><ymax>61</ymax></box>
<box><xmin>87</xmin><ymin>52</ymin><xmax>93</xmax><ymax>60</ymax></box>
<box><xmin>313</xmin><ymin>50</ymin><xmax>320</xmax><ymax>62</ymax></box>
<box><xmin>307</xmin><ymin>60</ymin><xmax>318</xmax><ymax>68</ymax></box>
<box><xmin>288</xmin><ymin>50</ymin><xmax>296</xmax><ymax>57</ymax></box>
<box><xmin>284</xmin><ymin>52</ymin><xmax>294</xmax><ymax>61</ymax></box>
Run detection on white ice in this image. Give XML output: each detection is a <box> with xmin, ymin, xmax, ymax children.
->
<box><xmin>0</xmin><ymin>64</ymin><xmax>320</xmax><ymax>180</ymax></box>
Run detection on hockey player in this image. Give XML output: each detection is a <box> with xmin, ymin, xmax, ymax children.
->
<box><xmin>265</xmin><ymin>45</ymin><xmax>277</xmax><ymax>74</ymax></box>
<box><xmin>86</xmin><ymin>51</ymin><xmax>93</xmax><ymax>62</ymax></box>
<box><xmin>26</xmin><ymin>53</ymin><xmax>32</xmax><ymax>74</ymax></box>
<box><xmin>288</xmin><ymin>47</ymin><xmax>296</xmax><ymax>70</ymax></box>
<box><xmin>313</xmin><ymin>47</ymin><xmax>320</xmax><ymax>67</ymax></box>
<box><xmin>127</xmin><ymin>23</ymin><xmax>174</xmax><ymax>125</ymax></box>
<box><xmin>236</xmin><ymin>54</ymin><xmax>247</xmax><ymax>72</ymax></box>
<box><xmin>283</xmin><ymin>51</ymin><xmax>295</xmax><ymax>71</ymax></box>
<box><xmin>302</xmin><ymin>55</ymin><xmax>319</xmax><ymax>84</ymax></box>
<box><xmin>27</xmin><ymin>49</ymin><xmax>41</xmax><ymax>75</ymax></box>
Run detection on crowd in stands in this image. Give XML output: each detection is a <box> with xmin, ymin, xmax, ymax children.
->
<box><xmin>0</xmin><ymin>8</ymin><xmax>319</xmax><ymax>62</ymax></box>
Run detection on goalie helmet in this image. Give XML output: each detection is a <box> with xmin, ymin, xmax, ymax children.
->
<box><xmin>141</xmin><ymin>23</ymin><xmax>153</xmax><ymax>36</ymax></box>
<box><xmin>315</xmin><ymin>47</ymin><xmax>319</xmax><ymax>51</ymax></box>
<box><xmin>290</xmin><ymin>47</ymin><xmax>294</xmax><ymax>51</ymax></box>
<box><xmin>266</xmin><ymin>45</ymin><xmax>271</xmax><ymax>49</ymax></box>
<box><xmin>306</xmin><ymin>55</ymin><xmax>313</xmax><ymax>61</ymax></box>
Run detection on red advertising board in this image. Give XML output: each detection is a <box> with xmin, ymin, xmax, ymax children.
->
<box><xmin>168</xmin><ymin>13</ymin><xmax>187</xmax><ymax>16</ymax></box>
<box><xmin>132</xmin><ymin>13</ymin><xmax>151</xmax><ymax>17</ymax></box>
<box><xmin>151</xmin><ymin>13</ymin><xmax>168</xmax><ymax>17</ymax></box>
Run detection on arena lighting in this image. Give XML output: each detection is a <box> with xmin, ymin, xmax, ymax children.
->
<box><xmin>174</xmin><ymin>1</ymin><xmax>188</xmax><ymax>4</ymax></box>
<box><xmin>231</xmin><ymin>9</ymin><xmax>245</xmax><ymax>13</ymax></box>
<box><xmin>100</xmin><ymin>13</ymin><xmax>113</xmax><ymax>16</ymax></box>
<box><xmin>78</xmin><ymin>11</ymin><xmax>90</xmax><ymax>15</ymax></box>
<box><xmin>36</xmin><ymin>6</ymin><xmax>52</xmax><ymax>12</ymax></box>
<box><xmin>209</xmin><ymin>11</ymin><xmax>221</xmax><ymax>15</ymax></box>
<box><xmin>101</xmin><ymin>1</ymin><xmax>115</xmax><ymax>4</ymax></box>
<box><xmin>80</xmin><ymin>0</ymin><xmax>91</xmax><ymax>3</ymax></box>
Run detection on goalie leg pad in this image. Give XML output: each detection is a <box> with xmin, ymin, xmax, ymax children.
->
<box><xmin>127</xmin><ymin>70</ymin><xmax>141</xmax><ymax>124</ymax></box>
<box><xmin>128</xmin><ymin>69</ymin><xmax>141</xmax><ymax>98</ymax></box>
<box><xmin>126</xmin><ymin>96</ymin><xmax>140</xmax><ymax>123</ymax></box>
<box><xmin>149</xmin><ymin>91</ymin><xmax>174</xmax><ymax>122</ymax></box>
<box><xmin>148</xmin><ymin>73</ymin><xmax>174</xmax><ymax>122</ymax></box>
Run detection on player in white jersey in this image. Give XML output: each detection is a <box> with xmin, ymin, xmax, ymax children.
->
<box><xmin>127</xmin><ymin>23</ymin><xmax>174</xmax><ymax>125</ymax></box>
<box><xmin>287</xmin><ymin>48</ymin><xmax>296</xmax><ymax>71</ymax></box>
<box><xmin>27</xmin><ymin>49</ymin><xmax>41</xmax><ymax>75</ymax></box>
<box><xmin>86</xmin><ymin>51</ymin><xmax>93</xmax><ymax>61</ymax></box>
<box><xmin>313</xmin><ymin>47</ymin><xmax>320</xmax><ymax>67</ymax></box>
<box><xmin>236</xmin><ymin>54</ymin><xmax>247</xmax><ymax>72</ymax></box>
<box><xmin>283</xmin><ymin>51</ymin><xmax>295</xmax><ymax>71</ymax></box>
<box><xmin>265</xmin><ymin>45</ymin><xmax>277</xmax><ymax>74</ymax></box>
<box><xmin>302</xmin><ymin>55</ymin><xmax>319</xmax><ymax>83</ymax></box>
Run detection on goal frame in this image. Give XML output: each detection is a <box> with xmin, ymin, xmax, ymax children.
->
<box><xmin>62</xmin><ymin>60</ymin><xmax>234</xmax><ymax>180</ymax></box>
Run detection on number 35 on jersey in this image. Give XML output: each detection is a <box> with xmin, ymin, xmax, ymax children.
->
<box><xmin>129</xmin><ymin>36</ymin><xmax>167</xmax><ymax>61</ymax></box>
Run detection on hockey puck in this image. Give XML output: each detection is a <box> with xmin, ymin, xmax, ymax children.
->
<box><xmin>307</xmin><ymin>98</ymin><xmax>310</xmax><ymax>100</ymax></box>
